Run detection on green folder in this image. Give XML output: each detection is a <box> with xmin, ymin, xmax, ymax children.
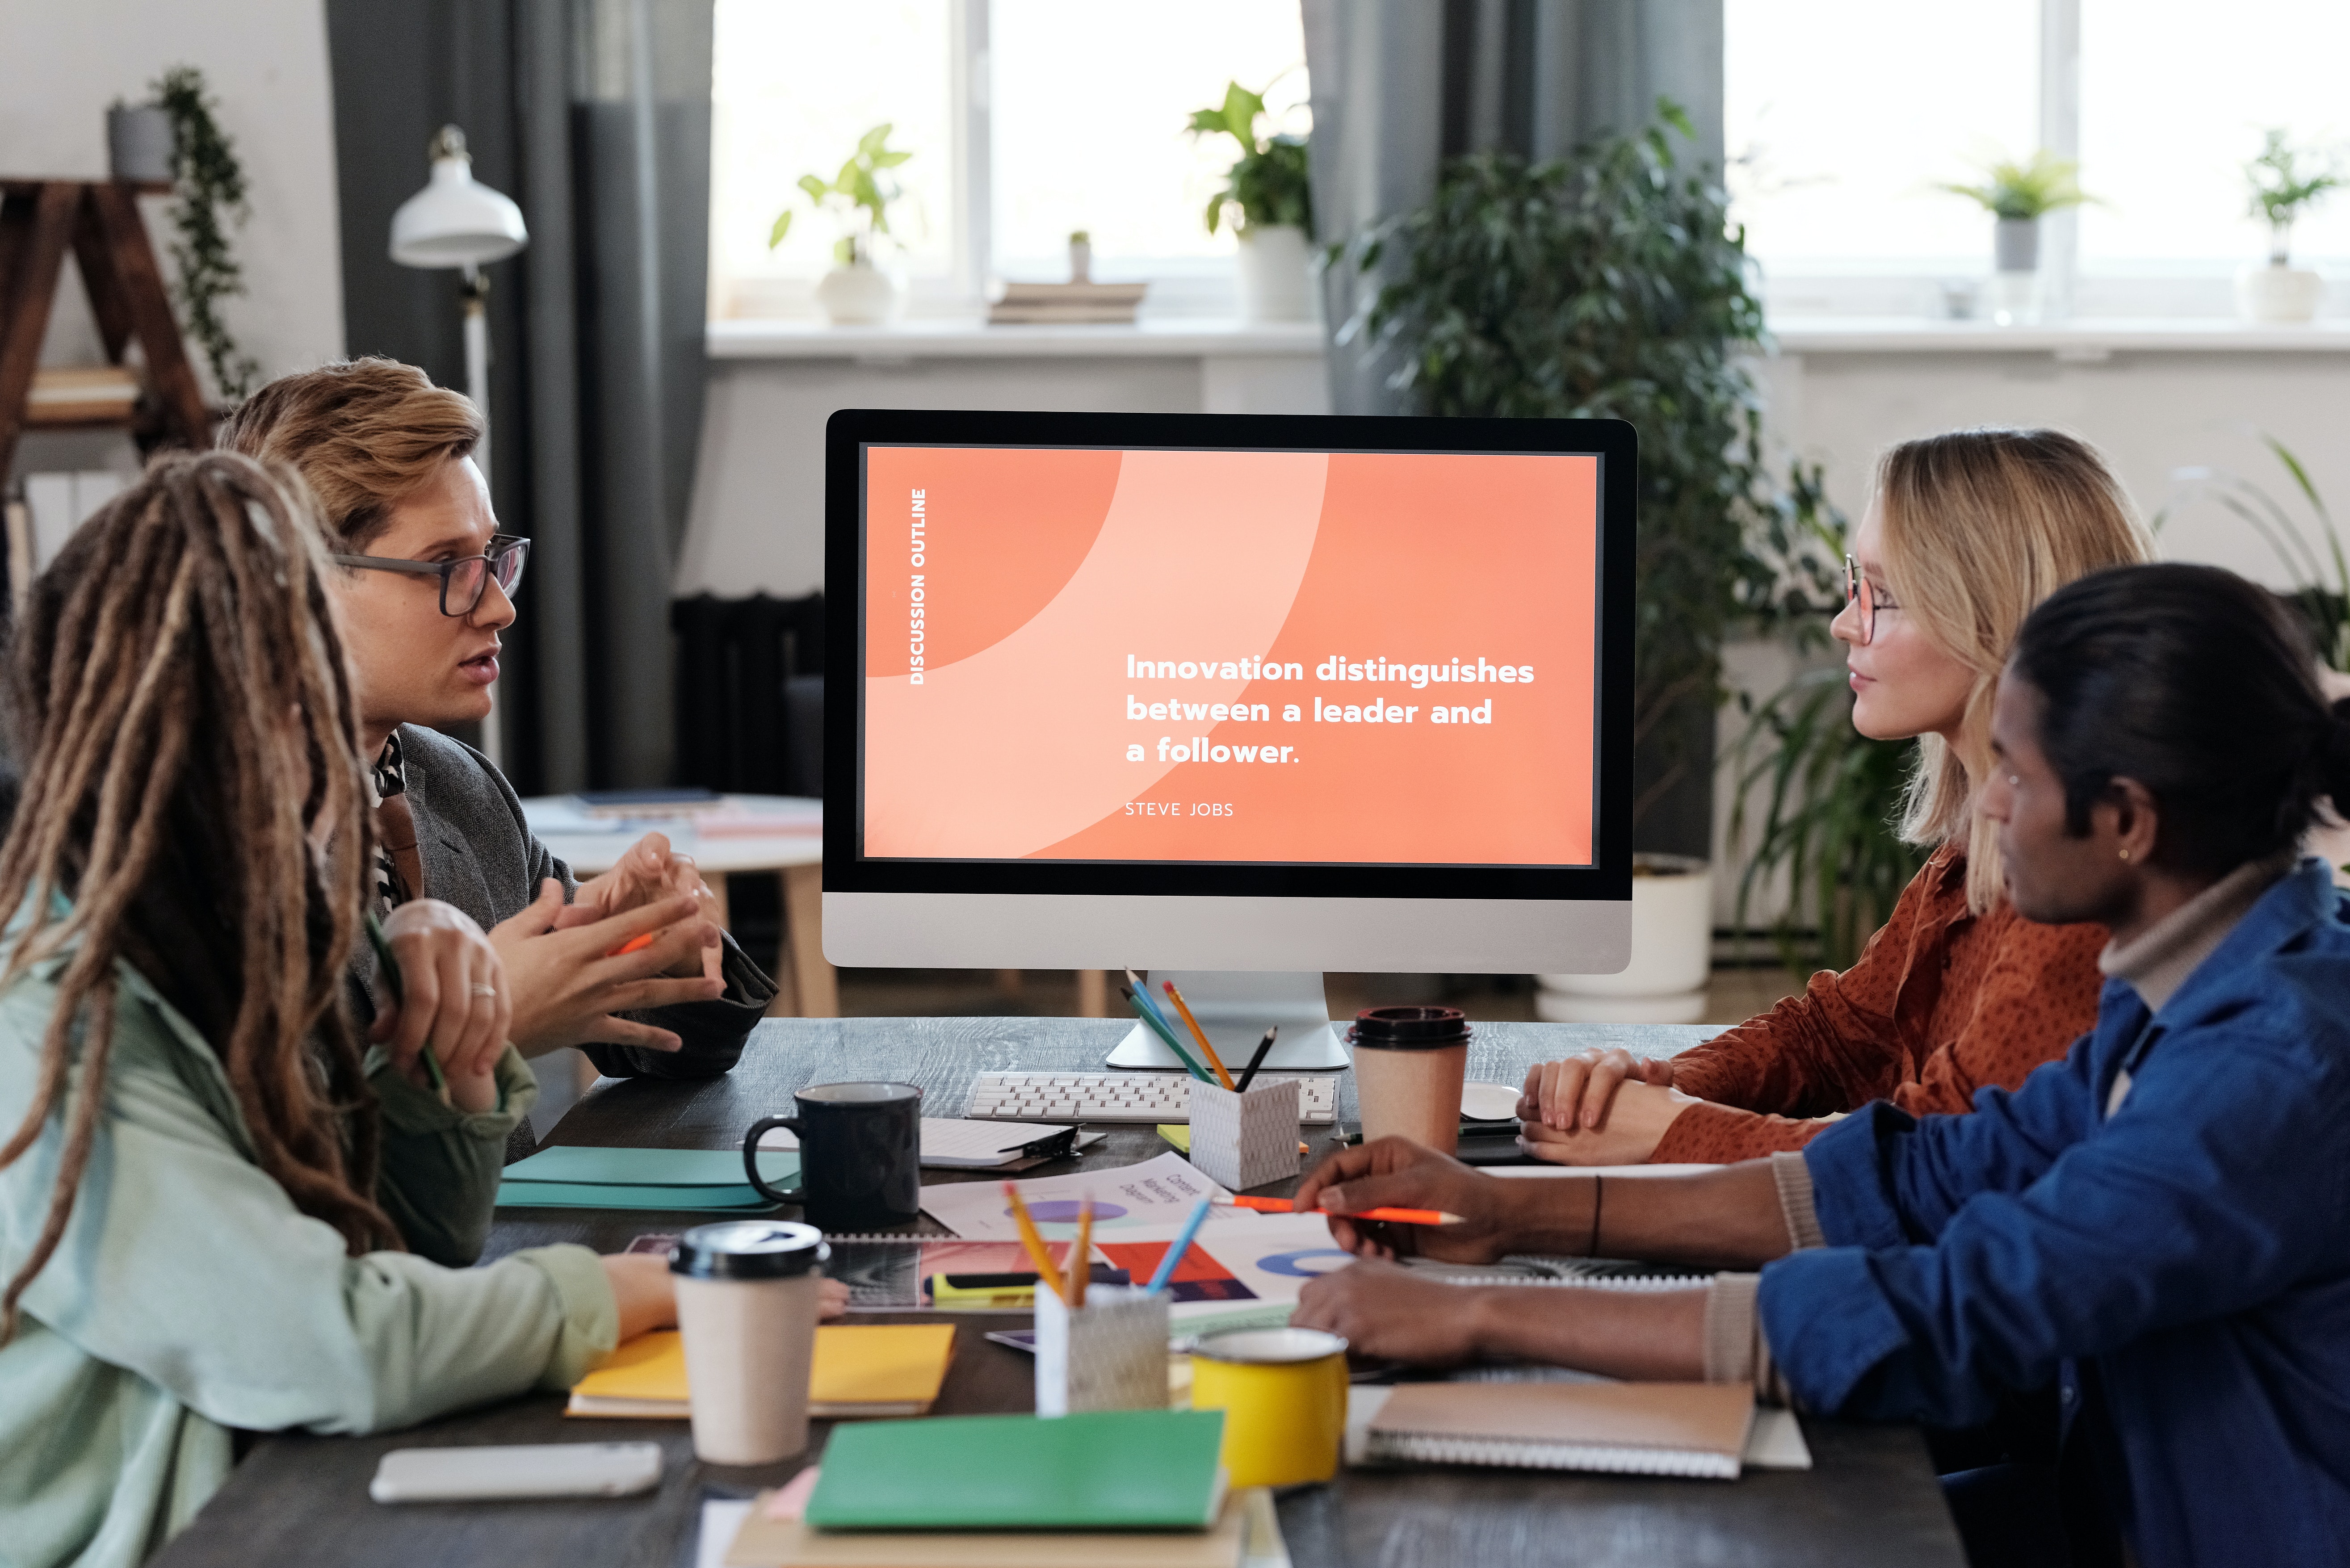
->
<box><xmin>501</xmin><ymin>1146</ymin><xmax>799</xmax><ymax>1188</ymax></box>
<box><xmin>493</xmin><ymin>1180</ymin><xmax>779</xmax><ymax>1211</ymax></box>
<box><xmin>805</xmin><ymin>1410</ymin><xmax>1227</xmax><ymax>1531</ymax></box>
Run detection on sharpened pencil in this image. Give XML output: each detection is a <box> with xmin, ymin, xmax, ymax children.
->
<box><xmin>1121</xmin><ymin>986</ymin><xmax>1211</xmax><ymax>1082</ymax></box>
<box><xmin>1146</xmin><ymin>1195</ymin><xmax>1214</xmax><ymax>1295</ymax></box>
<box><xmin>1160</xmin><ymin>980</ymin><xmax>1235</xmax><ymax>1089</ymax></box>
<box><xmin>1218</xmin><ymin>1194</ymin><xmax>1466</xmax><ymax>1225</ymax></box>
<box><xmin>1069</xmin><ymin>1196</ymin><xmax>1094</xmax><ymax>1306</ymax></box>
<box><xmin>1002</xmin><ymin>1184</ymin><xmax>1069</xmax><ymax>1305</ymax></box>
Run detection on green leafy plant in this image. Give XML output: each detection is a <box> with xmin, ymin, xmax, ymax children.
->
<box><xmin>1935</xmin><ymin>148</ymin><xmax>2094</xmax><ymax>221</ymax></box>
<box><xmin>1188</xmin><ymin>81</ymin><xmax>1311</xmax><ymax>236</ymax></box>
<box><xmin>1334</xmin><ymin>101</ymin><xmax>1776</xmax><ymax>827</ymax></box>
<box><xmin>152</xmin><ymin>67</ymin><xmax>256</xmax><ymax>401</ymax></box>
<box><xmin>1726</xmin><ymin>465</ymin><xmax>1927</xmax><ymax>972</ymax></box>
<box><xmin>768</xmin><ymin>123</ymin><xmax>912</xmax><ymax>266</ymax></box>
<box><xmin>2246</xmin><ymin>130</ymin><xmax>2341</xmax><ymax>265</ymax></box>
<box><xmin>2163</xmin><ymin>436</ymin><xmax>2350</xmax><ymax>670</ymax></box>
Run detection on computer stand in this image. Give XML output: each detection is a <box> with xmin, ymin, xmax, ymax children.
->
<box><xmin>1105</xmin><ymin>970</ymin><xmax>1351</xmax><ymax>1071</ymax></box>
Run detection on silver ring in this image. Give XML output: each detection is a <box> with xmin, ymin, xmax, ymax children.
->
<box><xmin>470</xmin><ymin>983</ymin><xmax>498</xmax><ymax>999</ymax></box>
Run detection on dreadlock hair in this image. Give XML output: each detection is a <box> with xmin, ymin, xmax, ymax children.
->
<box><xmin>0</xmin><ymin>451</ymin><xmax>398</xmax><ymax>1341</ymax></box>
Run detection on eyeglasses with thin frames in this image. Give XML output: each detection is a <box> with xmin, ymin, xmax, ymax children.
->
<box><xmin>1844</xmin><ymin>553</ymin><xmax>1879</xmax><ymax>645</ymax></box>
<box><xmin>333</xmin><ymin>534</ymin><xmax>530</xmax><ymax>617</ymax></box>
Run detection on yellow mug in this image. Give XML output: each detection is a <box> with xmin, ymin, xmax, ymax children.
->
<box><xmin>1186</xmin><ymin>1327</ymin><xmax>1349</xmax><ymax>1487</ymax></box>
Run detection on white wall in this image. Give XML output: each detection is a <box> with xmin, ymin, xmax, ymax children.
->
<box><xmin>0</xmin><ymin>0</ymin><xmax>344</xmax><ymax>409</ymax></box>
<box><xmin>677</xmin><ymin>349</ymin><xmax>1329</xmax><ymax>596</ymax></box>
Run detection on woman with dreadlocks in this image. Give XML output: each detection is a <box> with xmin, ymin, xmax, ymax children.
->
<box><xmin>0</xmin><ymin>453</ymin><xmax>678</xmax><ymax>1568</ymax></box>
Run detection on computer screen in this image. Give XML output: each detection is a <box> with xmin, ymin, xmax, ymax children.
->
<box><xmin>823</xmin><ymin>409</ymin><xmax>1633</xmax><ymax>988</ymax></box>
<box><xmin>859</xmin><ymin>443</ymin><xmax>1599</xmax><ymax>870</ymax></box>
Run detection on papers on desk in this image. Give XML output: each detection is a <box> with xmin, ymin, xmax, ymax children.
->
<box><xmin>703</xmin><ymin>1483</ymin><xmax>1292</xmax><ymax>1568</ymax></box>
<box><xmin>760</xmin><ymin>1117</ymin><xmax>1107</xmax><ymax>1170</ymax></box>
<box><xmin>569</xmin><ymin>1324</ymin><xmax>956</xmax><ymax>1419</ymax></box>
<box><xmin>917</xmin><ymin>1151</ymin><xmax>1246</xmax><ymax>1238</ymax></box>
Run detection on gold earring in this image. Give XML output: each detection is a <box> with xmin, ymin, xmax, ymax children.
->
<box><xmin>2119</xmin><ymin>848</ymin><xmax>2131</xmax><ymax>861</ymax></box>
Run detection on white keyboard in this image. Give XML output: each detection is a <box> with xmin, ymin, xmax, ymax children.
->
<box><xmin>966</xmin><ymin>1070</ymin><xmax>1340</xmax><ymax>1125</ymax></box>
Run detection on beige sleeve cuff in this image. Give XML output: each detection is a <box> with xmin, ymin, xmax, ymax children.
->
<box><xmin>1770</xmin><ymin>1150</ymin><xmax>1826</xmax><ymax>1250</ymax></box>
<box><xmin>1702</xmin><ymin>1272</ymin><xmax>1793</xmax><ymax>1407</ymax></box>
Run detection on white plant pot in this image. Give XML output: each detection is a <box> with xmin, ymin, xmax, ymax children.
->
<box><xmin>2237</xmin><ymin>264</ymin><xmax>2324</xmax><ymax>323</ymax></box>
<box><xmin>1535</xmin><ymin>853</ymin><xmax>1712</xmax><ymax>1025</ymax></box>
<box><xmin>1234</xmin><ymin>225</ymin><xmax>1313</xmax><ymax>323</ymax></box>
<box><xmin>815</xmin><ymin>263</ymin><xmax>902</xmax><ymax>326</ymax></box>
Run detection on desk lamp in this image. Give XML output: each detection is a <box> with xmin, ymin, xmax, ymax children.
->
<box><xmin>390</xmin><ymin>124</ymin><xmax>528</xmax><ymax>765</ymax></box>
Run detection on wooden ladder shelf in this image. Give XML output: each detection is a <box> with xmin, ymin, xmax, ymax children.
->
<box><xmin>0</xmin><ymin>178</ymin><xmax>212</xmax><ymax>480</ymax></box>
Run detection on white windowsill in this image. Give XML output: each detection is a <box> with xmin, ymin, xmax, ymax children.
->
<box><xmin>706</xmin><ymin>317</ymin><xmax>1327</xmax><ymax>362</ymax></box>
<box><xmin>1770</xmin><ymin>316</ymin><xmax>2350</xmax><ymax>357</ymax></box>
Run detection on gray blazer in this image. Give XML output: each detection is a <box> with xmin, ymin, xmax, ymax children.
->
<box><xmin>388</xmin><ymin>723</ymin><xmax>778</xmax><ymax>1097</ymax></box>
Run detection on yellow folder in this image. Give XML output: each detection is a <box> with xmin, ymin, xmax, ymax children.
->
<box><xmin>567</xmin><ymin>1323</ymin><xmax>957</xmax><ymax>1419</ymax></box>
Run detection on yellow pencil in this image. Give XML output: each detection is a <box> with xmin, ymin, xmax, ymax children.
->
<box><xmin>1069</xmin><ymin>1196</ymin><xmax>1095</xmax><ymax>1307</ymax></box>
<box><xmin>1161</xmin><ymin>980</ymin><xmax>1236</xmax><ymax>1089</ymax></box>
<box><xmin>1002</xmin><ymin>1183</ymin><xmax>1068</xmax><ymax>1305</ymax></box>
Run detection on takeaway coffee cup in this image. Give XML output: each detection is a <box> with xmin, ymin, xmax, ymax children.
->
<box><xmin>744</xmin><ymin>1081</ymin><xmax>923</xmax><ymax>1231</ymax></box>
<box><xmin>668</xmin><ymin>1220</ymin><xmax>829</xmax><ymax>1464</ymax></box>
<box><xmin>1349</xmin><ymin>1006</ymin><xmax>1470</xmax><ymax>1153</ymax></box>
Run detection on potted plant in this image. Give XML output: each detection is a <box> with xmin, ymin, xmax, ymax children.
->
<box><xmin>769</xmin><ymin>123</ymin><xmax>913</xmax><ymax>326</ymax></box>
<box><xmin>1189</xmin><ymin>81</ymin><xmax>1312</xmax><ymax>323</ymax></box>
<box><xmin>2239</xmin><ymin>130</ymin><xmax>2339</xmax><ymax>323</ymax></box>
<box><xmin>108</xmin><ymin>68</ymin><xmax>259</xmax><ymax>401</ymax></box>
<box><xmin>1335</xmin><ymin>101</ymin><xmax>1783</xmax><ymax>1021</ymax></box>
<box><xmin>1936</xmin><ymin>149</ymin><xmax>2093</xmax><ymax>324</ymax></box>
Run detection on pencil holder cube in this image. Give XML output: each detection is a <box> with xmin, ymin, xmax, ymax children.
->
<box><xmin>1186</xmin><ymin>1077</ymin><xmax>1301</xmax><ymax>1193</ymax></box>
<box><xmin>1033</xmin><ymin>1284</ymin><xmax>1169</xmax><ymax>1417</ymax></box>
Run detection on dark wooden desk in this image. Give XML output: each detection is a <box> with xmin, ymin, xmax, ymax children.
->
<box><xmin>152</xmin><ymin>1019</ymin><xmax>1966</xmax><ymax>1568</ymax></box>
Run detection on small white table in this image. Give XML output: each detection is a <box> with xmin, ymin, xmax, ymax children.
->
<box><xmin>517</xmin><ymin>793</ymin><xmax>835</xmax><ymax>1017</ymax></box>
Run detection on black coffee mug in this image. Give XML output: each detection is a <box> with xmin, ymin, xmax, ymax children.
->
<box><xmin>745</xmin><ymin>1081</ymin><xmax>923</xmax><ymax>1232</ymax></box>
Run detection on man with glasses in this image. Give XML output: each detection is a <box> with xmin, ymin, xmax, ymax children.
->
<box><xmin>219</xmin><ymin>360</ymin><xmax>776</xmax><ymax>1157</ymax></box>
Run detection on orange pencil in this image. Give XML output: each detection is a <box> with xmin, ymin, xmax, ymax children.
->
<box><xmin>1160</xmin><ymin>981</ymin><xmax>1236</xmax><ymax>1089</ymax></box>
<box><xmin>1069</xmin><ymin>1196</ymin><xmax>1095</xmax><ymax>1306</ymax></box>
<box><xmin>607</xmin><ymin>931</ymin><xmax>656</xmax><ymax>957</ymax></box>
<box><xmin>1219</xmin><ymin>1194</ymin><xmax>1465</xmax><ymax>1225</ymax></box>
<box><xmin>1002</xmin><ymin>1183</ymin><xmax>1069</xmax><ymax>1304</ymax></box>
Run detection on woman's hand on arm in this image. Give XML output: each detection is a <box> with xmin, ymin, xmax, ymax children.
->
<box><xmin>1519</xmin><ymin>1048</ymin><xmax>1677</xmax><ymax>1131</ymax></box>
<box><xmin>1517</xmin><ymin>1080</ymin><xmax>1702</xmax><ymax>1166</ymax></box>
<box><xmin>373</xmin><ymin>899</ymin><xmax>509</xmax><ymax>1111</ymax></box>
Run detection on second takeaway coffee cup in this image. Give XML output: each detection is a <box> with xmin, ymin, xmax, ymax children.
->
<box><xmin>668</xmin><ymin>1220</ymin><xmax>829</xmax><ymax>1464</ymax></box>
<box><xmin>1348</xmin><ymin>1005</ymin><xmax>1471</xmax><ymax>1153</ymax></box>
<box><xmin>743</xmin><ymin>1081</ymin><xmax>923</xmax><ymax>1231</ymax></box>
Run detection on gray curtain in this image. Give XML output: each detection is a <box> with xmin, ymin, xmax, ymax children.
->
<box><xmin>326</xmin><ymin>0</ymin><xmax>713</xmax><ymax>792</ymax></box>
<box><xmin>1303</xmin><ymin>0</ymin><xmax>1724</xmax><ymax>417</ymax></box>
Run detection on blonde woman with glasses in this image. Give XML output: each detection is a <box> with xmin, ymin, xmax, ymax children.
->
<box><xmin>1519</xmin><ymin>427</ymin><xmax>2155</xmax><ymax>1165</ymax></box>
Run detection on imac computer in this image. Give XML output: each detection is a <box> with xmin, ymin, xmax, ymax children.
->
<box><xmin>822</xmin><ymin>409</ymin><xmax>1634</xmax><ymax>1071</ymax></box>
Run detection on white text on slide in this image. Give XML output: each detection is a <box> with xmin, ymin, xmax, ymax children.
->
<box><xmin>907</xmin><ymin>489</ymin><xmax>927</xmax><ymax>684</ymax></box>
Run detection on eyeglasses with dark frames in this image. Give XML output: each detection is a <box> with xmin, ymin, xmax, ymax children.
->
<box><xmin>1845</xmin><ymin>553</ymin><xmax>1878</xmax><ymax>645</ymax></box>
<box><xmin>333</xmin><ymin>534</ymin><xmax>530</xmax><ymax>617</ymax></box>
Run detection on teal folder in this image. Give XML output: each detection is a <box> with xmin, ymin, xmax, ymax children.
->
<box><xmin>805</xmin><ymin>1410</ymin><xmax>1227</xmax><ymax>1530</ymax></box>
<box><xmin>501</xmin><ymin>1146</ymin><xmax>799</xmax><ymax>1187</ymax></box>
<box><xmin>492</xmin><ymin>1180</ymin><xmax>778</xmax><ymax>1211</ymax></box>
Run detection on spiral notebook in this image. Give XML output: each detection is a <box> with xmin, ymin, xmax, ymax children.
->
<box><xmin>1360</xmin><ymin>1381</ymin><xmax>1755</xmax><ymax>1480</ymax></box>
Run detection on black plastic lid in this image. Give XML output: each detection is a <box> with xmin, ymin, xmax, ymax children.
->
<box><xmin>1347</xmin><ymin>1005</ymin><xmax>1472</xmax><ymax>1050</ymax></box>
<box><xmin>669</xmin><ymin>1220</ymin><xmax>830</xmax><ymax>1280</ymax></box>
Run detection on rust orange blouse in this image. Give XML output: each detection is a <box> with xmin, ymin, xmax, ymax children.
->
<box><xmin>1648</xmin><ymin>843</ymin><xmax>2110</xmax><ymax>1164</ymax></box>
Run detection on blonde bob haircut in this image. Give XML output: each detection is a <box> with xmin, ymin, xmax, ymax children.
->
<box><xmin>1877</xmin><ymin>427</ymin><xmax>2155</xmax><ymax>914</ymax></box>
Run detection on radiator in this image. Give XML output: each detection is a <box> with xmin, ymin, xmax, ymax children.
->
<box><xmin>670</xmin><ymin>591</ymin><xmax>825</xmax><ymax>796</ymax></box>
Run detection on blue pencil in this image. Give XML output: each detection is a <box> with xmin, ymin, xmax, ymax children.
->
<box><xmin>1121</xmin><ymin>987</ymin><xmax>1212</xmax><ymax>1083</ymax></box>
<box><xmin>1146</xmin><ymin>1195</ymin><xmax>1215</xmax><ymax>1295</ymax></box>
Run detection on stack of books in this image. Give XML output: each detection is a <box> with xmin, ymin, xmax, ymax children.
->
<box><xmin>25</xmin><ymin>365</ymin><xmax>139</xmax><ymax>426</ymax></box>
<box><xmin>987</xmin><ymin>281</ymin><xmax>1149</xmax><ymax>326</ymax></box>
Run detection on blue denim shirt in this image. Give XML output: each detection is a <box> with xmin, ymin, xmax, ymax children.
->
<box><xmin>1758</xmin><ymin>859</ymin><xmax>2350</xmax><ymax>1568</ymax></box>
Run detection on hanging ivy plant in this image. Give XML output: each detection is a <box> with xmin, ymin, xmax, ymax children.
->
<box><xmin>152</xmin><ymin>66</ymin><xmax>257</xmax><ymax>401</ymax></box>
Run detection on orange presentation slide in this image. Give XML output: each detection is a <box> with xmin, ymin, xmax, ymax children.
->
<box><xmin>861</xmin><ymin>444</ymin><xmax>1599</xmax><ymax>866</ymax></box>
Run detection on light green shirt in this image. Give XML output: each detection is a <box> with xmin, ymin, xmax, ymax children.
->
<box><xmin>0</xmin><ymin>941</ymin><xmax>618</xmax><ymax>1568</ymax></box>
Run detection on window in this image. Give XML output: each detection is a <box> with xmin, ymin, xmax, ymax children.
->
<box><xmin>1726</xmin><ymin>0</ymin><xmax>2350</xmax><ymax>319</ymax></box>
<box><xmin>709</xmin><ymin>0</ymin><xmax>1309</xmax><ymax>319</ymax></box>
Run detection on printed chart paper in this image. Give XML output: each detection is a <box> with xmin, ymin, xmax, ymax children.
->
<box><xmin>862</xmin><ymin>444</ymin><xmax>1600</xmax><ymax>866</ymax></box>
<box><xmin>917</xmin><ymin>1152</ymin><xmax>1248</xmax><ymax>1239</ymax></box>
